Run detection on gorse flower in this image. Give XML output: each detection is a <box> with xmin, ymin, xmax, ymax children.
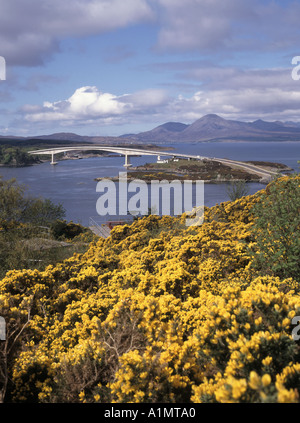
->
<box><xmin>0</xmin><ymin>175</ymin><xmax>299</xmax><ymax>403</ymax></box>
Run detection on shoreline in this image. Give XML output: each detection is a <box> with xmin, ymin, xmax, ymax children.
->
<box><xmin>95</xmin><ymin>158</ymin><xmax>293</xmax><ymax>184</ymax></box>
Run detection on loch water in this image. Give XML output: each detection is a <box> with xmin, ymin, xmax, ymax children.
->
<box><xmin>0</xmin><ymin>141</ymin><xmax>298</xmax><ymax>226</ymax></box>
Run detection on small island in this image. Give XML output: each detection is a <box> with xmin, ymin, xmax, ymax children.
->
<box><xmin>96</xmin><ymin>157</ymin><xmax>293</xmax><ymax>184</ymax></box>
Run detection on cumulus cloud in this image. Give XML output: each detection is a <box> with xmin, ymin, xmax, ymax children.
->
<box><xmin>163</xmin><ymin>65</ymin><xmax>300</xmax><ymax>122</ymax></box>
<box><xmin>23</xmin><ymin>86</ymin><xmax>169</xmax><ymax>125</ymax></box>
<box><xmin>169</xmin><ymin>87</ymin><xmax>300</xmax><ymax>123</ymax></box>
<box><xmin>0</xmin><ymin>0</ymin><xmax>153</xmax><ymax>66</ymax></box>
<box><xmin>21</xmin><ymin>63</ymin><xmax>300</xmax><ymax>132</ymax></box>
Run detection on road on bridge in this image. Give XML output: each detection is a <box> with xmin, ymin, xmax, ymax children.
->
<box><xmin>213</xmin><ymin>157</ymin><xmax>280</xmax><ymax>180</ymax></box>
<box><xmin>29</xmin><ymin>145</ymin><xmax>283</xmax><ymax>180</ymax></box>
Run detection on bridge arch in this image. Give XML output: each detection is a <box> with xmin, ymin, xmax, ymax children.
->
<box><xmin>28</xmin><ymin>145</ymin><xmax>278</xmax><ymax>180</ymax></box>
<box><xmin>28</xmin><ymin>145</ymin><xmax>203</xmax><ymax>167</ymax></box>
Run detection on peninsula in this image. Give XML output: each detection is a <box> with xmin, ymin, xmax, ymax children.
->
<box><xmin>96</xmin><ymin>157</ymin><xmax>293</xmax><ymax>184</ymax></box>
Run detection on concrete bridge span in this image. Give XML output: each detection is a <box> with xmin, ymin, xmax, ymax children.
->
<box><xmin>28</xmin><ymin>145</ymin><xmax>280</xmax><ymax>179</ymax></box>
<box><xmin>28</xmin><ymin>145</ymin><xmax>206</xmax><ymax>167</ymax></box>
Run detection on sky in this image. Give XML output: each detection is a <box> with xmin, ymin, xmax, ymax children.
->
<box><xmin>1</xmin><ymin>0</ymin><xmax>300</xmax><ymax>137</ymax></box>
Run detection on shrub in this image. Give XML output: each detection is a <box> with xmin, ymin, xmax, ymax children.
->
<box><xmin>249</xmin><ymin>175</ymin><xmax>300</xmax><ymax>280</ymax></box>
<box><xmin>1</xmin><ymin>175</ymin><xmax>300</xmax><ymax>403</ymax></box>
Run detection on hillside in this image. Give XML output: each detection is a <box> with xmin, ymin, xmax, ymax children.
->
<box><xmin>0</xmin><ymin>174</ymin><xmax>299</xmax><ymax>403</ymax></box>
<box><xmin>120</xmin><ymin>122</ymin><xmax>188</xmax><ymax>143</ymax></box>
<box><xmin>2</xmin><ymin>115</ymin><xmax>300</xmax><ymax>146</ymax></box>
<box><xmin>122</xmin><ymin>114</ymin><xmax>300</xmax><ymax>143</ymax></box>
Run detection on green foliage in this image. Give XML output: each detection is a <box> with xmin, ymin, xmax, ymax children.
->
<box><xmin>0</xmin><ymin>177</ymin><xmax>26</xmax><ymax>229</ymax></box>
<box><xmin>0</xmin><ymin>147</ymin><xmax>39</xmax><ymax>166</ymax></box>
<box><xmin>250</xmin><ymin>175</ymin><xmax>300</xmax><ymax>279</ymax></box>
<box><xmin>226</xmin><ymin>180</ymin><xmax>250</xmax><ymax>201</ymax></box>
<box><xmin>0</xmin><ymin>174</ymin><xmax>300</xmax><ymax>403</ymax></box>
<box><xmin>22</xmin><ymin>198</ymin><xmax>65</xmax><ymax>226</ymax></box>
<box><xmin>0</xmin><ymin>176</ymin><xmax>65</xmax><ymax>229</ymax></box>
<box><xmin>0</xmin><ymin>176</ymin><xmax>88</xmax><ymax>278</ymax></box>
<box><xmin>51</xmin><ymin>220</ymin><xmax>90</xmax><ymax>241</ymax></box>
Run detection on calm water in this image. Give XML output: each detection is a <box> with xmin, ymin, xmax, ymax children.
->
<box><xmin>0</xmin><ymin>142</ymin><xmax>298</xmax><ymax>226</ymax></box>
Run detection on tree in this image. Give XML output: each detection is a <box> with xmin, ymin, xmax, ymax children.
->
<box><xmin>0</xmin><ymin>147</ymin><xmax>39</xmax><ymax>166</ymax></box>
<box><xmin>0</xmin><ymin>176</ymin><xmax>65</xmax><ymax>229</ymax></box>
<box><xmin>0</xmin><ymin>176</ymin><xmax>66</xmax><ymax>277</ymax></box>
<box><xmin>0</xmin><ymin>177</ymin><xmax>26</xmax><ymax>229</ymax></box>
<box><xmin>226</xmin><ymin>180</ymin><xmax>249</xmax><ymax>201</ymax></box>
<box><xmin>22</xmin><ymin>197</ymin><xmax>65</xmax><ymax>226</ymax></box>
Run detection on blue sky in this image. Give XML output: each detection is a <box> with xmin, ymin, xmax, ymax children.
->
<box><xmin>1</xmin><ymin>0</ymin><xmax>300</xmax><ymax>136</ymax></box>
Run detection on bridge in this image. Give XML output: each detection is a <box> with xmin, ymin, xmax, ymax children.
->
<box><xmin>28</xmin><ymin>145</ymin><xmax>281</xmax><ymax>180</ymax></box>
<box><xmin>28</xmin><ymin>145</ymin><xmax>207</xmax><ymax>167</ymax></box>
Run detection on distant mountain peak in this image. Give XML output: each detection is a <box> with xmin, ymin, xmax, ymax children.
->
<box><xmin>185</xmin><ymin>114</ymin><xmax>235</xmax><ymax>133</ymax></box>
<box><xmin>7</xmin><ymin>114</ymin><xmax>300</xmax><ymax>146</ymax></box>
<box><xmin>119</xmin><ymin>113</ymin><xmax>300</xmax><ymax>143</ymax></box>
<box><xmin>158</xmin><ymin>122</ymin><xmax>188</xmax><ymax>132</ymax></box>
<box><xmin>201</xmin><ymin>113</ymin><xmax>224</xmax><ymax>119</ymax></box>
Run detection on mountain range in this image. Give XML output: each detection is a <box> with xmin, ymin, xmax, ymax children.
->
<box><xmin>121</xmin><ymin>114</ymin><xmax>300</xmax><ymax>143</ymax></box>
<box><xmin>1</xmin><ymin>114</ymin><xmax>300</xmax><ymax>145</ymax></box>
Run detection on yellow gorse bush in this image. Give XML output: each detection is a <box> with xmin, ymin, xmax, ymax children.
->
<box><xmin>0</xmin><ymin>175</ymin><xmax>299</xmax><ymax>403</ymax></box>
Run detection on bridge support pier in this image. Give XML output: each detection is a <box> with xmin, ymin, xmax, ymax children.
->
<box><xmin>124</xmin><ymin>154</ymin><xmax>132</xmax><ymax>168</ymax></box>
<box><xmin>51</xmin><ymin>152</ymin><xmax>58</xmax><ymax>165</ymax></box>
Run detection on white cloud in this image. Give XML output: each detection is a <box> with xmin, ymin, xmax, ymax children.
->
<box><xmin>162</xmin><ymin>65</ymin><xmax>300</xmax><ymax>122</ymax></box>
<box><xmin>23</xmin><ymin>86</ymin><xmax>169</xmax><ymax>125</ymax></box>
<box><xmin>153</xmin><ymin>0</ymin><xmax>300</xmax><ymax>54</ymax></box>
<box><xmin>67</xmin><ymin>87</ymin><xmax>126</xmax><ymax>116</ymax></box>
<box><xmin>21</xmin><ymin>64</ymin><xmax>300</xmax><ymax>132</ymax></box>
<box><xmin>183</xmin><ymin>66</ymin><xmax>295</xmax><ymax>91</ymax></box>
<box><xmin>169</xmin><ymin>87</ymin><xmax>300</xmax><ymax>123</ymax></box>
<box><xmin>119</xmin><ymin>89</ymin><xmax>169</xmax><ymax>108</ymax></box>
<box><xmin>0</xmin><ymin>0</ymin><xmax>153</xmax><ymax>65</ymax></box>
<box><xmin>155</xmin><ymin>0</ymin><xmax>233</xmax><ymax>51</ymax></box>
<box><xmin>1</xmin><ymin>0</ymin><xmax>300</xmax><ymax>68</ymax></box>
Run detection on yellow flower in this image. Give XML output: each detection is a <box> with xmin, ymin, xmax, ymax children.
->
<box><xmin>261</xmin><ymin>374</ymin><xmax>271</xmax><ymax>387</ymax></box>
<box><xmin>262</xmin><ymin>356</ymin><xmax>273</xmax><ymax>366</ymax></box>
<box><xmin>249</xmin><ymin>372</ymin><xmax>261</xmax><ymax>390</ymax></box>
<box><xmin>79</xmin><ymin>391</ymin><xmax>85</xmax><ymax>402</ymax></box>
<box><xmin>282</xmin><ymin>318</ymin><xmax>290</xmax><ymax>328</ymax></box>
<box><xmin>230</xmin><ymin>378</ymin><xmax>247</xmax><ymax>400</ymax></box>
<box><xmin>94</xmin><ymin>394</ymin><xmax>101</xmax><ymax>402</ymax></box>
<box><xmin>276</xmin><ymin>382</ymin><xmax>298</xmax><ymax>403</ymax></box>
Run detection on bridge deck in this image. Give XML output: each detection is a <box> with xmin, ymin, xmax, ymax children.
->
<box><xmin>28</xmin><ymin>145</ymin><xmax>205</xmax><ymax>160</ymax></box>
<box><xmin>28</xmin><ymin>145</ymin><xmax>282</xmax><ymax>179</ymax></box>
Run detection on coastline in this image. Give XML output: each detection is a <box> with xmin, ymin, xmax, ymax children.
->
<box><xmin>95</xmin><ymin>158</ymin><xmax>293</xmax><ymax>184</ymax></box>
